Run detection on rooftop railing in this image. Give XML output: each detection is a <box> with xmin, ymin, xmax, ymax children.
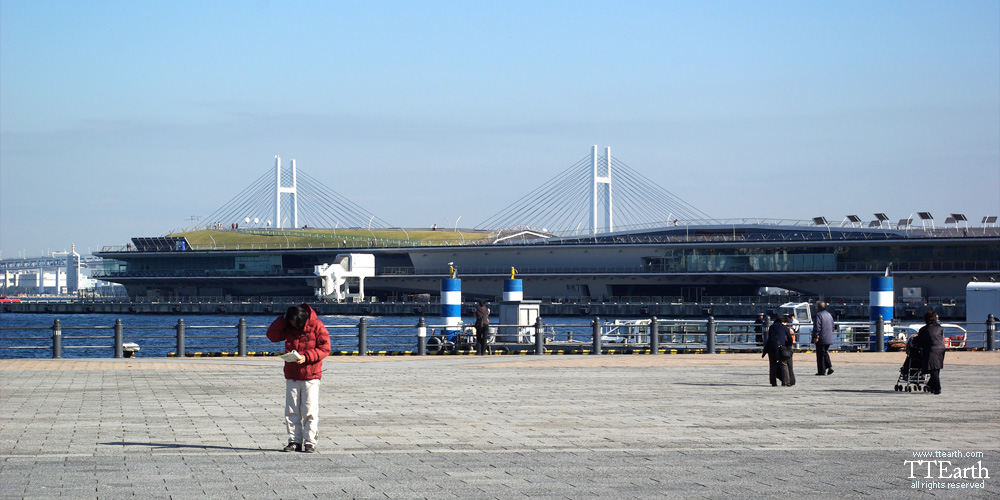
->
<box><xmin>91</xmin><ymin>259</ymin><xmax>1000</xmax><ymax>281</ymax></box>
<box><xmin>96</xmin><ymin>219</ymin><xmax>1000</xmax><ymax>253</ymax></box>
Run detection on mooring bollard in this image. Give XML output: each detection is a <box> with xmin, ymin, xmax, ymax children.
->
<box><xmin>416</xmin><ymin>317</ymin><xmax>427</xmax><ymax>356</ymax></box>
<box><xmin>706</xmin><ymin>315</ymin><xmax>716</xmax><ymax>354</ymax></box>
<box><xmin>114</xmin><ymin>318</ymin><xmax>124</xmax><ymax>358</ymax></box>
<box><xmin>52</xmin><ymin>318</ymin><xmax>62</xmax><ymax>359</ymax></box>
<box><xmin>534</xmin><ymin>317</ymin><xmax>545</xmax><ymax>355</ymax></box>
<box><xmin>358</xmin><ymin>317</ymin><xmax>367</xmax><ymax>356</ymax></box>
<box><xmin>176</xmin><ymin>318</ymin><xmax>185</xmax><ymax>357</ymax></box>
<box><xmin>592</xmin><ymin>316</ymin><xmax>602</xmax><ymax>355</ymax></box>
<box><xmin>650</xmin><ymin>316</ymin><xmax>659</xmax><ymax>354</ymax></box>
<box><xmin>874</xmin><ymin>315</ymin><xmax>885</xmax><ymax>352</ymax></box>
<box><xmin>237</xmin><ymin>318</ymin><xmax>247</xmax><ymax>357</ymax></box>
<box><xmin>987</xmin><ymin>314</ymin><xmax>996</xmax><ymax>351</ymax></box>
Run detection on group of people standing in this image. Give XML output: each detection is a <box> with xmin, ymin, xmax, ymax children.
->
<box><xmin>762</xmin><ymin>302</ymin><xmax>837</xmax><ymax>387</ymax></box>
<box><xmin>762</xmin><ymin>302</ymin><xmax>946</xmax><ymax>392</ymax></box>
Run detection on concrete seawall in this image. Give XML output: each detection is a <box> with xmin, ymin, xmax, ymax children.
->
<box><xmin>2</xmin><ymin>299</ymin><xmax>962</xmax><ymax>320</ymax></box>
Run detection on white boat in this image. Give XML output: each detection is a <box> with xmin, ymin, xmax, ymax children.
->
<box><xmin>778</xmin><ymin>302</ymin><xmax>812</xmax><ymax>335</ymax></box>
<box><xmin>601</xmin><ymin>319</ymin><xmax>652</xmax><ymax>344</ymax></box>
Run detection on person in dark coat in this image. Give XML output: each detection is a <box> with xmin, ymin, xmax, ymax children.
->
<box><xmin>812</xmin><ymin>302</ymin><xmax>835</xmax><ymax>375</ymax></box>
<box><xmin>754</xmin><ymin>313</ymin><xmax>765</xmax><ymax>344</ymax></box>
<box><xmin>915</xmin><ymin>311</ymin><xmax>946</xmax><ymax>394</ymax></box>
<box><xmin>474</xmin><ymin>300</ymin><xmax>491</xmax><ymax>355</ymax></box>
<box><xmin>762</xmin><ymin>315</ymin><xmax>795</xmax><ymax>386</ymax></box>
<box><xmin>782</xmin><ymin>315</ymin><xmax>796</xmax><ymax>386</ymax></box>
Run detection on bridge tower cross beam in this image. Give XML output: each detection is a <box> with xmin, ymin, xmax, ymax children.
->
<box><xmin>591</xmin><ymin>145</ymin><xmax>613</xmax><ymax>235</ymax></box>
<box><xmin>275</xmin><ymin>156</ymin><xmax>298</xmax><ymax>229</ymax></box>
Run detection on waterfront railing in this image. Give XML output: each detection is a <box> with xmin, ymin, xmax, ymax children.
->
<box><xmin>2</xmin><ymin>316</ymin><xmax>995</xmax><ymax>359</ymax></box>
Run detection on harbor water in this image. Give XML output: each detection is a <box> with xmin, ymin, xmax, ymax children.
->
<box><xmin>0</xmin><ymin>313</ymin><xmax>598</xmax><ymax>359</ymax></box>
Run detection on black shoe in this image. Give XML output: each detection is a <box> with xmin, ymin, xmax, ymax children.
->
<box><xmin>302</xmin><ymin>444</ymin><xmax>316</xmax><ymax>453</ymax></box>
<box><xmin>815</xmin><ymin>373</ymin><xmax>825</xmax><ymax>376</ymax></box>
<box><xmin>827</xmin><ymin>368</ymin><xmax>834</xmax><ymax>375</ymax></box>
<box><xmin>282</xmin><ymin>442</ymin><xmax>301</xmax><ymax>452</ymax></box>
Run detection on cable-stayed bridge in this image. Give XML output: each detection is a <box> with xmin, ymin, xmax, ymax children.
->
<box><xmin>198</xmin><ymin>148</ymin><xmax>709</xmax><ymax>234</ymax></box>
<box><xmin>477</xmin><ymin>146</ymin><xmax>710</xmax><ymax>235</ymax></box>
<box><xmin>200</xmin><ymin>156</ymin><xmax>392</xmax><ymax>231</ymax></box>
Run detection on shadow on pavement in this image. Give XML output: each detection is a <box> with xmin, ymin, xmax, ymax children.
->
<box><xmin>673</xmin><ymin>382</ymin><xmax>763</xmax><ymax>387</ymax></box>
<box><xmin>823</xmin><ymin>389</ymin><xmax>895</xmax><ymax>394</ymax></box>
<box><xmin>100</xmin><ymin>441</ymin><xmax>268</xmax><ymax>452</ymax></box>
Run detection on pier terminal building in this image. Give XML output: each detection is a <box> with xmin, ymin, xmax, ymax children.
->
<box><xmin>94</xmin><ymin>222</ymin><xmax>1000</xmax><ymax>304</ymax></box>
<box><xmin>93</xmin><ymin>151</ymin><xmax>999</xmax><ymax>306</ymax></box>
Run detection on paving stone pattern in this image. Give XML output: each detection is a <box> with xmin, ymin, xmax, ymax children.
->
<box><xmin>1</xmin><ymin>354</ymin><xmax>997</xmax><ymax>499</ymax></box>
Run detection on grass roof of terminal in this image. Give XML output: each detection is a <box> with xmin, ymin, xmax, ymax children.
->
<box><xmin>169</xmin><ymin>228</ymin><xmax>492</xmax><ymax>250</ymax></box>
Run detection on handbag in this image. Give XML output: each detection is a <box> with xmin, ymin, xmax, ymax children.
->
<box><xmin>777</xmin><ymin>344</ymin><xmax>793</xmax><ymax>360</ymax></box>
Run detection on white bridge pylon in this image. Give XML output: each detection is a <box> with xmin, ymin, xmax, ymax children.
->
<box><xmin>201</xmin><ymin>157</ymin><xmax>390</xmax><ymax>231</ymax></box>
<box><xmin>275</xmin><ymin>155</ymin><xmax>298</xmax><ymax>230</ymax></box>
<box><xmin>475</xmin><ymin>146</ymin><xmax>711</xmax><ymax>235</ymax></box>
<box><xmin>591</xmin><ymin>145</ymin><xmax>612</xmax><ymax>235</ymax></box>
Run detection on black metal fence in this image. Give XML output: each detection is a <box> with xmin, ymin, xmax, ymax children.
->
<box><xmin>2</xmin><ymin>316</ymin><xmax>995</xmax><ymax>359</ymax></box>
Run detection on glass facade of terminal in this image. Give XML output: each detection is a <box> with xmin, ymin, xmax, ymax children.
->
<box><xmin>102</xmin><ymin>255</ymin><xmax>282</xmax><ymax>276</ymax></box>
<box><xmin>646</xmin><ymin>243</ymin><xmax>998</xmax><ymax>273</ymax></box>
<box><xmin>649</xmin><ymin>249</ymin><xmax>837</xmax><ymax>273</ymax></box>
<box><xmin>100</xmin><ymin>240</ymin><xmax>999</xmax><ymax>278</ymax></box>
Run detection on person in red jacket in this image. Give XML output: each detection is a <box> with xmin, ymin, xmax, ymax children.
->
<box><xmin>267</xmin><ymin>304</ymin><xmax>331</xmax><ymax>453</ymax></box>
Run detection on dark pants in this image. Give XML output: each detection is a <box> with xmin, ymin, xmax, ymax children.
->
<box><xmin>785</xmin><ymin>354</ymin><xmax>796</xmax><ymax>386</ymax></box>
<box><xmin>768</xmin><ymin>352</ymin><xmax>790</xmax><ymax>386</ymax></box>
<box><xmin>926</xmin><ymin>369</ymin><xmax>941</xmax><ymax>394</ymax></box>
<box><xmin>815</xmin><ymin>343</ymin><xmax>832</xmax><ymax>374</ymax></box>
<box><xmin>476</xmin><ymin>326</ymin><xmax>490</xmax><ymax>355</ymax></box>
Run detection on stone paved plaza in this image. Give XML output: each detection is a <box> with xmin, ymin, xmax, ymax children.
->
<box><xmin>1</xmin><ymin>352</ymin><xmax>998</xmax><ymax>499</ymax></box>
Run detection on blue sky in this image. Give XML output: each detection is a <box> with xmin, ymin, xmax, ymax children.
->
<box><xmin>2</xmin><ymin>0</ymin><xmax>998</xmax><ymax>257</ymax></box>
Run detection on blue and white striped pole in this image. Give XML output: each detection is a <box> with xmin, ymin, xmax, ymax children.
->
<box><xmin>503</xmin><ymin>279</ymin><xmax>523</xmax><ymax>302</ymax></box>
<box><xmin>870</xmin><ymin>276</ymin><xmax>894</xmax><ymax>347</ymax></box>
<box><xmin>441</xmin><ymin>278</ymin><xmax>462</xmax><ymax>335</ymax></box>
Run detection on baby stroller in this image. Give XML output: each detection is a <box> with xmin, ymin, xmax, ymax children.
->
<box><xmin>894</xmin><ymin>336</ymin><xmax>929</xmax><ymax>392</ymax></box>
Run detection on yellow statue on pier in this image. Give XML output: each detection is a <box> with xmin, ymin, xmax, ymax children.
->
<box><xmin>510</xmin><ymin>267</ymin><xmax>517</xmax><ymax>279</ymax></box>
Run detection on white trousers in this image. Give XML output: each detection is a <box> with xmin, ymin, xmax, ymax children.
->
<box><xmin>284</xmin><ymin>379</ymin><xmax>321</xmax><ymax>446</ymax></box>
